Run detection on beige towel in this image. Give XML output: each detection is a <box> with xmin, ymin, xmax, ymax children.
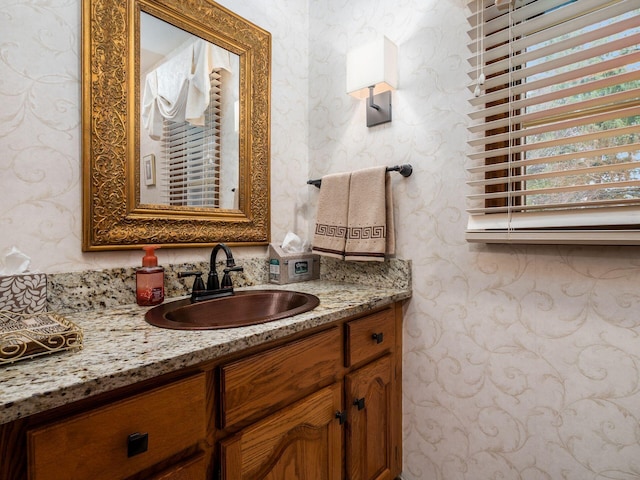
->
<box><xmin>345</xmin><ymin>166</ymin><xmax>395</xmax><ymax>262</ymax></box>
<box><xmin>312</xmin><ymin>172</ymin><xmax>351</xmax><ymax>259</ymax></box>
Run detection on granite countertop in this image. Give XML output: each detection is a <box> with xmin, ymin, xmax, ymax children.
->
<box><xmin>0</xmin><ymin>280</ymin><xmax>411</xmax><ymax>425</ymax></box>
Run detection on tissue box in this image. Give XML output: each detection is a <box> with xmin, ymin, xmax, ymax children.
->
<box><xmin>268</xmin><ymin>244</ymin><xmax>320</xmax><ymax>285</ymax></box>
<box><xmin>0</xmin><ymin>273</ymin><xmax>47</xmax><ymax>314</ymax></box>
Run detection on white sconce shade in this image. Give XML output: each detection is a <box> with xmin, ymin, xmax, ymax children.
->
<box><xmin>346</xmin><ymin>36</ymin><xmax>398</xmax><ymax>98</ymax></box>
<box><xmin>346</xmin><ymin>36</ymin><xmax>398</xmax><ymax>127</ymax></box>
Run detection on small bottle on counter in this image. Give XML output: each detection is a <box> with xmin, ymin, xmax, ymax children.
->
<box><xmin>136</xmin><ymin>246</ymin><xmax>164</xmax><ymax>306</ymax></box>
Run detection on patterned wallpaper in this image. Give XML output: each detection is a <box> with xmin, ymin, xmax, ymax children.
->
<box><xmin>3</xmin><ymin>0</ymin><xmax>640</xmax><ymax>478</ymax></box>
<box><xmin>308</xmin><ymin>0</ymin><xmax>640</xmax><ymax>479</ymax></box>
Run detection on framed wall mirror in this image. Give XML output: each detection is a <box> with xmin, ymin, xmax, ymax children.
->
<box><xmin>82</xmin><ymin>0</ymin><xmax>271</xmax><ymax>251</ymax></box>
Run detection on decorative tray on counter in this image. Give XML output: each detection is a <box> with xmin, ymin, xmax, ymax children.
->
<box><xmin>0</xmin><ymin>310</ymin><xmax>83</xmax><ymax>365</ymax></box>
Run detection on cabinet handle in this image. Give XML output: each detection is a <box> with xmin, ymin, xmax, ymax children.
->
<box><xmin>335</xmin><ymin>410</ymin><xmax>347</xmax><ymax>425</ymax></box>
<box><xmin>353</xmin><ymin>397</ymin><xmax>365</xmax><ymax>410</ymax></box>
<box><xmin>372</xmin><ymin>332</ymin><xmax>384</xmax><ymax>344</ymax></box>
<box><xmin>127</xmin><ymin>432</ymin><xmax>149</xmax><ymax>458</ymax></box>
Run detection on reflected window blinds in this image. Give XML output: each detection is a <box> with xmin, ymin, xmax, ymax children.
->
<box><xmin>466</xmin><ymin>0</ymin><xmax>640</xmax><ymax>244</ymax></box>
<box><xmin>161</xmin><ymin>70</ymin><xmax>222</xmax><ymax>207</ymax></box>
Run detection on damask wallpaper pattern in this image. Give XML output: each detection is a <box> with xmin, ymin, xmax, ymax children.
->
<box><xmin>307</xmin><ymin>1</ymin><xmax>640</xmax><ymax>479</ymax></box>
<box><xmin>2</xmin><ymin>0</ymin><xmax>640</xmax><ymax>478</ymax></box>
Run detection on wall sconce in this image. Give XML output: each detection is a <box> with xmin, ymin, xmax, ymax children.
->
<box><xmin>346</xmin><ymin>36</ymin><xmax>398</xmax><ymax>127</ymax></box>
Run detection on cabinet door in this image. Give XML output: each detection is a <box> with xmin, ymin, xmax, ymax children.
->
<box><xmin>220</xmin><ymin>383</ymin><xmax>343</xmax><ymax>480</ymax></box>
<box><xmin>345</xmin><ymin>355</ymin><xmax>394</xmax><ymax>480</ymax></box>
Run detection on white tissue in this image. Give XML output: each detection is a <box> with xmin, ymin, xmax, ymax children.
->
<box><xmin>281</xmin><ymin>232</ymin><xmax>310</xmax><ymax>254</ymax></box>
<box><xmin>0</xmin><ymin>247</ymin><xmax>31</xmax><ymax>276</ymax></box>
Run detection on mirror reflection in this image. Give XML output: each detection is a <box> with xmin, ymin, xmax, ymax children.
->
<box><xmin>139</xmin><ymin>12</ymin><xmax>240</xmax><ymax>209</ymax></box>
<box><xmin>83</xmin><ymin>0</ymin><xmax>270</xmax><ymax>250</ymax></box>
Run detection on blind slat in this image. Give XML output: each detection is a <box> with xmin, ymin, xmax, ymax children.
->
<box><xmin>469</xmin><ymin>100</ymin><xmax>639</xmax><ymax>136</ymax></box>
<box><xmin>476</xmin><ymin>40</ymin><xmax>640</xmax><ymax>99</ymax></box>
<box><xmin>469</xmin><ymin>71</ymin><xmax>640</xmax><ymax>121</ymax></box>
<box><xmin>468</xmin><ymin>0</ymin><xmax>635</xmax><ymax>55</ymax></box>
<box><xmin>468</xmin><ymin>179</ymin><xmax>640</xmax><ymax>202</ymax></box>
<box><xmin>467</xmin><ymin>207</ymin><xmax>640</xmax><ymax>230</ymax></box>
<box><xmin>467</xmin><ymin>0</ymin><xmax>539</xmax><ymax>30</ymax></box>
<box><xmin>470</xmin><ymin>144</ymin><xmax>640</xmax><ymax>174</ymax></box>
<box><xmin>468</xmin><ymin>105</ymin><xmax>640</xmax><ymax>147</ymax></box>
<box><xmin>469</xmin><ymin>160</ymin><xmax>640</xmax><ymax>187</ymax></box>
<box><xmin>468</xmin><ymin>15</ymin><xmax>640</xmax><ymax>81</ymax></box>
<box><xmin>468</xmin><ymin>197</ymin><xmax>640</xmax><ymax>215</ymax></box>
<box><xmin>469</xmin><ymin>47</ymin><xmax>640</xmax><ymax>106</ymax></box>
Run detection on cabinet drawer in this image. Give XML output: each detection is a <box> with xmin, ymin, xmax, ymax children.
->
<box><xmin>345</xmin><ymin>308</ymin><xmax>395</xmax><ymax>367</ymax></box>
<box><xmin>149</xmin><ymin>453</ymin><xmax>207</xmax><ymax>480</ymax></box>
<box><xmin>220</xmin><ymin>327</ymin><xmax>341</xmax><ymax>429</ymax></box>
<box><xmin>27</xmin><ymin>374</ymin><xmax>206</xmax><ymax>480</ymax></box>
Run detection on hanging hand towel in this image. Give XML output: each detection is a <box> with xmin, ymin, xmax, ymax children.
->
<box><xmin>312</xmin><ymin>172</ymin><xmax>351</xmax><ymax>259</ymax></box>
<box><xmin>345</xmin><ymin>166</ymin><xmax>395</xmax><ymax>261</ymax></box>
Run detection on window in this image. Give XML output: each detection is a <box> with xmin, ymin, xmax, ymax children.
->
<box><xmin>161</xmin><ymin>70</ymin><xmax>222</xmax><ymax>207</ymax></box>
<box><xmin>466</xmin><ymin>0</ymin><xmax>640</xmax><ymax>244</ymax></box>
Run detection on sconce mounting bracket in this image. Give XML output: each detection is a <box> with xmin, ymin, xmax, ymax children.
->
<box><xmin>367</xmin><ymin>91</ymin><xmax>392</xmax><ymax>127</ymax></box>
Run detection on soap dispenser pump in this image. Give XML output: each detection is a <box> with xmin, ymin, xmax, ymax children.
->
<box><xmin>136</xmin><ymin>246</ymin><xmax>165</xmax><ymax>306</ymax></box>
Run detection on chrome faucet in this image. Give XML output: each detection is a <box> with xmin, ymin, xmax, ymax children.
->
<box><xmin>179</xmin><ymin>243</ymin><xmax>243</xmax><ymax>302</ymax></box>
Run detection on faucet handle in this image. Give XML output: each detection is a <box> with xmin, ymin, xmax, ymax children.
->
<box><xmin>178</xmin><ymin>271</ymin><xmax>206</xmax><ymax>292</ymax></box>
<box><xmin>221</xmin><ymin>266</ymin><xmax>244</xmax><ymax>288</ymax></box>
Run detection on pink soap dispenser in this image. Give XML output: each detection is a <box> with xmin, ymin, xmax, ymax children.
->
<box><xmin>136</xmin><ymin>246</ymin><xmax>165</xmax><ymax>306</ymax></box>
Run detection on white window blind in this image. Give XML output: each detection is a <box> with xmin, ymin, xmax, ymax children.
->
<box><xmin>466</xmin><ymin>0</ymin><xmax>640</xmax><ymax>244</ymax></box>
<box><xmin>161</xmin><ymin>70</ymin><xmax>222</xmax><ymax>207</ymax></box>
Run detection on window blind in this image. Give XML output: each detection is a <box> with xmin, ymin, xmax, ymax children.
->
<box><xmin>161</xmin><ymin>70</ymin><xmax>222</xmax><ymax>207</ymax></box>
<box><xmin>466</xmin><ymin>0</ymin><xmax>640</xmax><ymax>244</ymax></box>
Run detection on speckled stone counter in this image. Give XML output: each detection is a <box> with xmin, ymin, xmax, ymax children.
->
<box><xmin>0</xmin><ymin>280</ymin><xmax>411</xmax><ymax>425</ymax></box>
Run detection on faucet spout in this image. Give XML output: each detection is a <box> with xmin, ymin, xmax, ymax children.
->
<box><xmin>207</xmin><ymin>243</ymin><xmax>241</xmax><ymax>291</ymax></box>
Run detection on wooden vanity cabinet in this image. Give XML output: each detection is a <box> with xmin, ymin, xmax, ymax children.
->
<box><xmin>216</xmin><ymin>303</ymin><xmax>403</xmax><ymax>480</ymax></box>
<box><xmin>0</xmin><ymin>302</ymin><xmax>403</xmax><ymax>480</ymax></box>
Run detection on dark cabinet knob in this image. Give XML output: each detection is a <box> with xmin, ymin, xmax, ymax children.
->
<box><xmin>372</xmin><ymin>332</ymin><xmax>384</xmax><ymax>344</ymax></box>
<box><xmin>353</xmin><ymin>397</ymin><xmax>365</xmax><ymax>410</ymax></box>
<box><xmin>335</xmin><ymin>410</ymin><xmax>347</xmax><ymax>425</ymax></box>
<box><xmin>127</xmin><ymin>432</ymin><xmax>149</xmax><ymax>458</ymax></box>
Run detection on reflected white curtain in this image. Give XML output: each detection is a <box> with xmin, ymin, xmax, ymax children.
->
<box><xmin>142</xmin><ymin>39</ymin><xmax>232</xmax><ymax>140</ymax></box>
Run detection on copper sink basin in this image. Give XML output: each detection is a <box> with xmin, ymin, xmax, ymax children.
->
<box><xmin>144</xmin><ymin>289</ymin><xmax>320</xmax><ymax>330</ymax></box>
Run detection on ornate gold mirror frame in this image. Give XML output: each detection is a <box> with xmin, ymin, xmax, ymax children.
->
<box><xmin>82</xmin><ymin>0</ymin><xmax>271</xmax><ymax>250</ymax></box>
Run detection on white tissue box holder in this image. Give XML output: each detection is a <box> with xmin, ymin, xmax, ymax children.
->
<box><xmin>268</xmin><ymin>244</ymin><xmax>320</xmax><ymax>285</ymax></box>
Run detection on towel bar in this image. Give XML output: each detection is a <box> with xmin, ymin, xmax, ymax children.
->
<box><xmin>307</xmin><ymin>164</ymin><xmax>412</xmax><ymax>188</ymax></box>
